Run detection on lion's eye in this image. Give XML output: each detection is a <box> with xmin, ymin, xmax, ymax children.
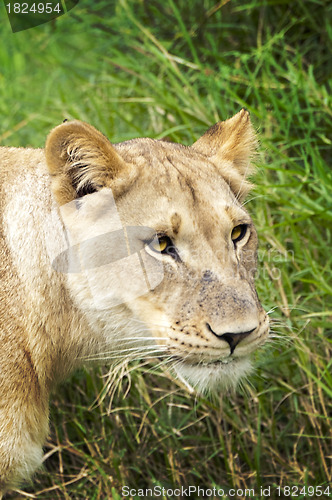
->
<box><xmin>149</xmin><ymin>235</ymin><xmax>173</xmax><ymax>254</ymax></box>
<box><xmin>231</xmin><ymin>224</ymin><xmax>248</xmax><ymax>243</ymax></box>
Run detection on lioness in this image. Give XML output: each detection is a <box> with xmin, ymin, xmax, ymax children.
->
<box><xmin>0</xmin><ymin>109</ymin><xmax>269</xmax><ymax>494</ymax></box>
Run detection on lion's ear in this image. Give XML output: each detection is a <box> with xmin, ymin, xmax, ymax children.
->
<box><xmin>45</xmin><ymin>120</ymin><xmax>128</xmax><ymax>205</ymax></box>
<box><xmin>192</xmin><ymin>109</ymin><xmax>258</xmax><ymax>200</ymax></box>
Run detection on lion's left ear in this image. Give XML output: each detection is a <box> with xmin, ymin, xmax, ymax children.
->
<box><xmin>45</xmin><ymin>120</ymin><xmax>130</xmax><ymax>205</ymax></box>
<box><xmin>192</xmin><ymin>109</ymin><xmax>258</xmax><ymax>200</ymax></box>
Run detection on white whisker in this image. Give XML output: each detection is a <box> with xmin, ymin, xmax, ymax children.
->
<box><xmin>88</xmin><ymin>354</ymin><xmax>173</xmax><ymax>363</ymax></box>
<box><xmin>242</xmin><ymin>194</ymin><xmax>267</xmax><ymax>206</ymax></box>
<box><xmin>267</xmin><ymin>306</ymin><xmax>279</xmax><ymax>315</ymax></box>
<box><xmin>80</xmin><ymin>348</ymin><xmax>170</xmax><ymax>363</ymax></box>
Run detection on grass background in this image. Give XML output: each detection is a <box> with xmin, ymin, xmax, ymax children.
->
<box><xmin>1</xmin><ymin>0</ymin><xmax>331</xmax><ymax>498</ymax></box>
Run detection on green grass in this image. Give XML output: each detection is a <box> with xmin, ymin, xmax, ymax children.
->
<box><xmin>1</xmin><ymin>0</ymin><xmax>331</xmax><ymax>498</ymax></box>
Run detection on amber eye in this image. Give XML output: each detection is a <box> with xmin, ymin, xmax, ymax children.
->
<box><xmin>149</xmin><ymin>235</ymin><xmax>173</xmax><ymax>254</ymax></box>
<box><xmin>231</xmin><ymin>224</ymin><xmax>248</xmax><ymax>243</ymax></box>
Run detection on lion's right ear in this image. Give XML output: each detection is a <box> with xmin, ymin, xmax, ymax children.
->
<box><xmin>45</xmin><ymin>120</ymin><xmax>128</xmax><ymax>205</ymax></box>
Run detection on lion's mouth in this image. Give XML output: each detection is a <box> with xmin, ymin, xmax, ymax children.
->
<box><xmin>172</xmin><ymin>355</ymin><xmax>238</xmax><ymax>367</ymax></box>
<box><xmin>204</xmin><ymin>357</ymin><xmax>236</xmax><ymax>365</ymax></box>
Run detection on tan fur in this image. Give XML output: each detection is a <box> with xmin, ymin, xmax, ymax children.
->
<box><xmin>0</xmin><ymin>110</ymin><xmax>269</xmax><ymax>495</ymax></box>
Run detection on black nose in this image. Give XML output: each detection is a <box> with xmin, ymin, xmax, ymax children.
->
<box><xmin>206</xmin><ymin>324</ymin><xmax>256</xmax><ymax>354</ymax></box>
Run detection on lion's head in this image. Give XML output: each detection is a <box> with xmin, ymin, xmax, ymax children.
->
<box><xmin>45</xmin><ymin>109</ymin><xmax>269</xmax><ymax>392</ymax></box>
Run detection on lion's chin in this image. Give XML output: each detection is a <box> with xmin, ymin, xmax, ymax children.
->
<box><xmin>173</xmin><ymin>357</ymin><xmax>252</xmax><ymax>394</ymax></box>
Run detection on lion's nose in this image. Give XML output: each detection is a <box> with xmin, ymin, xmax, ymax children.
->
<box><xmin>206</xmin><ymin>323</ymin><xmax>256</xmax><ymax>354</ymax></box>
